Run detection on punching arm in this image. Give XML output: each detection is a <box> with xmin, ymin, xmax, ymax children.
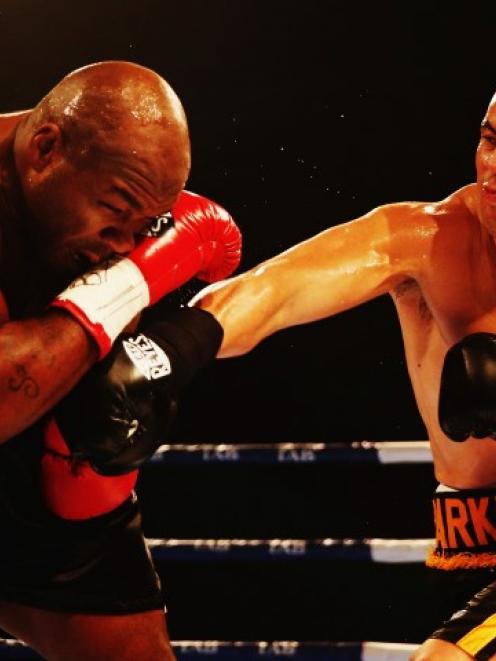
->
<box><xmin>192</xmin><ymin>202</ymin><xmax>433</xmax><ymax>357</ymax></box>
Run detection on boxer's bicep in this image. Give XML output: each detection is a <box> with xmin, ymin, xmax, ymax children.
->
<box><xmin>193</xmin><ymin>202</ymin><xmax>431</xmax><ymax>357</ymax></box>
<box><xmin>269</xmin><ymin>202</ymin><xmax>426</xmax><ymax>319</ymax></box>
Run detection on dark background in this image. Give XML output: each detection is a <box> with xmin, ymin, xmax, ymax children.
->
<box><xmin>1</xmin><ymin>0</ymin><xmax>495</xmax><ymax>443</ymax></box>
<box><xmin>3</xmin><ymin>0</ymin><xmax>496</xmax><ymax>648</ymax></box>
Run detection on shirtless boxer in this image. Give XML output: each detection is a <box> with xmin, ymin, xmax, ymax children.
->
<box><xmin>0</xmin><ymin>61</ymin><xmax>241</xmax><ymax>660</ymax></box>
<box><xmin>188</xmin><ymin>92</ymin><xmax>496</xmax><ymax>659</ymax></box>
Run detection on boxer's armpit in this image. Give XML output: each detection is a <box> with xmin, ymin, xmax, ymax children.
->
<box><xmin>0</xmin><ymin>309</ymin><xmax>98</xmax><ymax>443</ymax></box>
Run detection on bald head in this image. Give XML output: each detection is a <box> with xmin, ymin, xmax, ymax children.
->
<box><xmin>23</xmin><ymin>61</ymin><xmax>191</xmax><ymax>199</ymax></box>
<box><xmin>12</xmin><ymin>63</ymin><xmax>192</xmax><ymax>282</ymax></box>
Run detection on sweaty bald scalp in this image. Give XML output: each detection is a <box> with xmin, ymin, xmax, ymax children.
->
<box><xmin>23</xmin><ymin>61</ymin><xmax>191</xmax><ymax>200</ymax></box>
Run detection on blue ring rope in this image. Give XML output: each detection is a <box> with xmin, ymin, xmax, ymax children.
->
<box><xmin>149</xmin><ymin>441</ymin><xmax>432</xmax><ymax>465</ymax></box>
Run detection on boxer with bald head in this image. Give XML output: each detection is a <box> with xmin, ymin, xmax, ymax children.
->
<box><xmin>191</xmin><ymin>92</ymin><xmax>496</xmax><ymax>659</ymax></box>
<box><xmin>12</xmin><ymin>60</ymin><xmax>190</xmax><ymax>293</ymax></box>
<box><xmin>0</xmin><ymin>61</ymin><xmax>242</xmax><ymax>660</ymax></box>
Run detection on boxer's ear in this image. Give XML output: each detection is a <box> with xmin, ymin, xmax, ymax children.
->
<box><xmin>29</xmin><ymin>123</ymin><xmax>63</xmax><ymax>172</ymax></box>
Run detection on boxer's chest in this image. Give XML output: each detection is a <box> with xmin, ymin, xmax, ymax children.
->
<box><xmin>391</xmin><ymin>247</ymin><xmax>496</xmax><ymax>405</ymax></box>
<box><xmin>391</xmin><ymin>262</ymin><xmax>496</xmax><ymax>487</ymax></box>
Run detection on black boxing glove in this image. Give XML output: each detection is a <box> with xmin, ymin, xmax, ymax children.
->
<box><xmin>53</xmin><ymin>307</ymin><xmax>223</xmax><ymax>475</ymax></box>
<box><xmin>439</xmin><ymin>332</ymin><xmax>496</xmax><ymax>441</ymax></box>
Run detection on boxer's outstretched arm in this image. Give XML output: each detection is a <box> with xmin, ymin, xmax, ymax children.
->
<box><xmin>0</xmin><ymin>310</ymin><xmax>97</xmax><ymax>443</ymax></box>
<box><xmin>192</xmin><ymin>202</ymin><xmax>435</xmax><ymax>357</ymax></box>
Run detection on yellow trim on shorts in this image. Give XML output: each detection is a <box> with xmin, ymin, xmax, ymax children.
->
<box><xmin>456</xmin><ymin>612</ymin><xmax>496</xmax><ymax>656</ymax></box>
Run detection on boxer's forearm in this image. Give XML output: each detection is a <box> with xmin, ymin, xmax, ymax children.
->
<box><xmin>0</xmin><ymin>310</ymin><xmax>97</xmax><ymax>442</ymax></box>
<box><xmin>192</xmin><ymin>245</ymin><xmax>394</xmax><ymax>358</ymax></box>
<box><xmin>191</xmin><ymin>268</ymin><xmax>283</xmax><ymax>357</ymax></box>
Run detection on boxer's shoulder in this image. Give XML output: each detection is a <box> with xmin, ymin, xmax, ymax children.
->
<box><xmin>422</xmin><ymin>183</ymin><xmax>479</xmax><ymax>229</ymax></box>
<box><xmin>379</xmin><ymin>185</ymin><xmax>479</xmax><ymax>257</ymax></box>
<box><xmin>0</xmin><ymin>110</ymin><xmax>31</xmax><ymax>142</ymax></box>
<box><xmin>367</xmin><ymin>200</ymin><xmax>439</xmax><ymax>271</ymax></box>
<box><xmin>379</xmin><ymin>185</ymin><xmax>474</xmax><ymax>223</ymax></box>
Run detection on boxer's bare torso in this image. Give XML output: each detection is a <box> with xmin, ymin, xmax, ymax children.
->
<box><xmin>390</xmin><ymin>186</ymin><xmax>496</xmax><ymax>489</ymax></box>
<box><xmin>195</xmin><ymin>94</ymin><xmax>496</xmax><ymax>494</ymax></box>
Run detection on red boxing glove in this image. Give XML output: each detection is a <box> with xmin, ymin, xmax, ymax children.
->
<box><xmin>45</xmin><ymin>190</ymin><xmax>240</xmax><ymax>519</ymax></box>
<box><xmin>41</xmin><ymin>418</ymin><xmax>137</xmax><ymax>520</ymax></box>
<box><xmin>134</xmin><ymin>190</ymin><xmax>241</xmax><ymax>298</ymax></box>
<box><xmin>52</xmin><ymin>190</ymin><xmax>241</xmax><ymax>357</ymax></box>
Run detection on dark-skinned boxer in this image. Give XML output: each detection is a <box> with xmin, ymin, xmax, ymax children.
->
<box><xmin>0</xmin><ymin>61</ymin><xmax>240</xmax><ymax>661</ymax></box>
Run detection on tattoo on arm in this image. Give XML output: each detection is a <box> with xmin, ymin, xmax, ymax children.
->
<box><xmin>8</xmin><ymin>364</ymin><xmax>40</xmax><ymax>399</ymax></box>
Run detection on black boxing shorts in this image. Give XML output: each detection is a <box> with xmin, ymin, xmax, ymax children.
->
<box><xmin>0</xmin><ymin>423</ymin><xmax>164</xmax><ymax>614</ymax></box>
<box><xmin>427</xmin><ymin>485</ymin><xmax>496</xmax><ymax>659</ymax></box>
<box><xmin>429</xmin><ymin>581</ymin><xmax>496</xmax><ymax>660</ymax></box>
<box><xmin>427</xmin><ymin>484</ymin><xmax>496</xmax><ymax>570</ymax></box>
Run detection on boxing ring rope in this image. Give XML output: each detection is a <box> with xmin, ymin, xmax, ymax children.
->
<box><xmin>147</xmin><ymin>537</ymin><xmax>433</xmax><ymax>563</ymax></box>
<box><xmin>175</xmin><ymin>641</ymin><xmax>420</xmax><ymax>660</ymax></box>
<box><xmin>151</xmin><ymin>441</ymin><xmax>429</xmax><ymax>658</ymax></box>
<box><xmin>150</xmin><ymin>440</ymin><xmax>432</xmax><ymax>465</ymax></box>
<box><xmin>0</xmin><ymin>637</ymin><xmax>419</xmax><ymax>660</ymax></box>
<box><xmin>0</xmin><ymin>441</ymin><xmax>432</xmax><ymax>659</ymax></box>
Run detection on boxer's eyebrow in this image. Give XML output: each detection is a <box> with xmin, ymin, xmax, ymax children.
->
<box><xmin>481</xmin><ymin>120</ymin><xmax>496</xmax><ymax>134</ymax></box>
<box><xmin>111</xmin><ymin>186</ymin><xmax>142</xmax><ymax>211</ymax></box>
